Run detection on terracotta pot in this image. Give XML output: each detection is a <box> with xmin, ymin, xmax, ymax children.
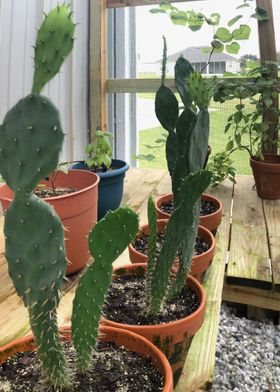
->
<box><xmin>103</xmin><ymin>263</ymin><xmax>206</xmax><ymax>385</ymax></box>
<box><xmin>156</xmin><ymin>193</ymin><xmax>222</xmax><ymax>233</ymax></box>
<box><xmin>0</xmin><ymin>326</ymin><xmax>173</xmax><ymax>392</ymax></box>
<box><xmin>129</xmin><ymin>220</ymin><xmax>215</xmax><ymax>280</ymax></box>
<box><xmin>0</xmin><ymin>170</ymin><xmax>99</xmax><ymax>275</ymax></box>
<box><xmin>250</xmin><ymin>154</ymin><xmax>280</xmax><ymax>200</ymax></box>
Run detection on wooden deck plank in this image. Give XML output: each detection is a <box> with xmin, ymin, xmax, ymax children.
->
<box><xmin>226</xmin><ymin>176</ymin><xmax>272</xmax><ymax>289</ymax></box>
<box><xmin>223</xmin><ymin>283</ymin><xmax>280</xmax><ymax>311</ymax></box>
<box><xmin>176</xmin><ymin>180</ymin><xmax>233</xmax><ymax>392</ymax></box>
<box><xmin>263</xmin><ymin>199</ymin><xmax>280</xmax><ymax>290</ymax></box>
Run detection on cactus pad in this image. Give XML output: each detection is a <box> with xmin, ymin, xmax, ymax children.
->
<box><xmin>0</xmin><ymin>94</ymin><xmax>63</xmax><ymax>193</ymax></box>
<box><xmin>32</xmin><ymin>4</ymin><xmax>75</xmax><ymax>94</ymax></box>
<box><xmin>72</xmin><ymin>207</ymin><xmax>139</xmax><ymax>372</ymax></box>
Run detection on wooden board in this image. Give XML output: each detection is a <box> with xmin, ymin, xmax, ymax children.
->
<box><xmin>223</xmin><ymin>283</ymin><xmax>280</xmax><ymax>311</ymax></box>
<box><xmin>226</xmin><ymin>176</ymin><xmax>272</xmax><ymax>289</ymax></box>
<box><xmin>263</xmin><ymin>199</ymin><xmax>280</xmax><ymax>290</ymax></box>
<box><xmin>176</xmin><ymin>180</ymin><xmax>233</xmax><ymax>391</ymax></box>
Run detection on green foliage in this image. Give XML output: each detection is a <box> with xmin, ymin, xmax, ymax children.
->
<box><xmin>0</xmin><ymin>6</ymin><xmax>139</xmax><ymax>390</ymax></box>
<box><xmin>85</xmin><ymin>130</ymin><xmax>113</xmax><ymax>170</ymax></box>
<box><xmin>214</xmin><ymin>65</ymin><xmax>280</xmax><ymax>160</ymax></box>
<box><xmin>150</xmin><ymin>0</ymin><xmax>269</xmax><ymax>56</ymax></box>
<box><xmin>207</xmin><ymin>152</ymin><xmax>236</xmax><ymax>186</ymax></box>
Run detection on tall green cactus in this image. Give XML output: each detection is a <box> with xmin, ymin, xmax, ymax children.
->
<box><xmin>155</xmin><ymin>40</ymin><xmax>213</xmax><ymax>203</ymax></box>
<box><xmin>146</xmin><ymin>171</ymin><xmax>211</xmax><ymax>315</ymax></box>
<box><xmin>0</xmin><ymin>5</ymin><xmax>140</xmax><ymax>390</ymax></box>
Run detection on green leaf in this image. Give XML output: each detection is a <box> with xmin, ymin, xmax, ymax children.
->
<box><xmin>226</xmin><ymin>42</ymin><xmax>240</xmax><ymax>54</ymax></box>
<box><xmin>235</xmin><ymin>133</ymin><xmax>241</xmax><ymax>146</ymax></box>
<box><xmin>134</xmin><ymin>154</ymin><xmax>155</xmax><ymax>161</ymax></box>
<box><xmin>225</xmin><ymin>123</ymin><xmax>231</xmax><ymax>133</ymax></box>
<box><xmin>232</xmin><ymin>24</ymin><xmax>251</xmax><ymax>40</ymax></box>
<box><xmin>228</xmin><ymin>15</ymin><xmax>243</xmax><ymax>27</ymax></box>
<box><xmin>236</xmin><ymin>3</ymin><xmax>250</xmax><ymax>10</ymax></box>
<box><xmin>170</xmin><ymin>11</ymin><xmax>188</xmax><ymax>26</ymax></box>
<box><xmin>150</xmin><ymin>8</ymin><xmax>166</xmax><ymax>14</ymax></box>
<box><xmin>234</xmin><ymin>111</ymin><xmax>242</xmax><ymax>124</ymax></box>
<box><xmin>251</xmin><ymin>7</ymin><xmax>269</xmax><ymax>21</ymax></box>
<box><xmin>213</xmin><ymin>43</ymin><xmax>224</xmax><ymax>53</ymax></box>
<box><xmin>226</xmin><ymin>140</ymin><xmax>234</xmax><ymax>151</ymax></box>
<box><xmin>215</xmin><ymin>27</ymin><xmax>232</xmax><ymax>43</ymax></box>
<box><xmin>211</xmin><ymin>40</ymin><xmax>223</xmax><ymax>49</ymax></box>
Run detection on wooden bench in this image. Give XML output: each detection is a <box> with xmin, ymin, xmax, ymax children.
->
<box><xmin>0</xmin><ymin>169</ymin><xmax>279</xmax><ymax>390</ymax></box>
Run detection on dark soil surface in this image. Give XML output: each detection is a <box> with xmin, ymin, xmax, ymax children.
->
<box><xmin>0</xmin><ymin>341</ymin><xmax>163</xmax><ymax>392</ymax></box>
<box><xmin>134</xmin><ymin>232</ymin><xmax>210</xmax><ymax>257</ymax></box>
<box><xmin>34</xmin><ymin>187</ymin><xmax>77</xmax><ymax>198</ymax></box>
<box><xmin>89</xmin><ymin>163</ymin><xmax>109</xmax><ymax>173</ymax></box>
<box><xmin>160</xmin><ymin>199</ymin><xmax>218</xmax><ymax>217</ymax></box>
<box><xmin>103</xmin><ymin>275</ymin><xmax>200</xmax><ymax>325</ymax></box>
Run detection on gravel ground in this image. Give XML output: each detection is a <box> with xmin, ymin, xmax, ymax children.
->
<box><xmin>211</xmin><ymin>304</ymin><xmax>280</xmax><ymax>392</ymax></box>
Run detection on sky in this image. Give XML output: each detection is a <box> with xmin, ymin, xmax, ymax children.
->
<box><xmin>136</xmin><ymin>0</ymin><xmax>280</xmax><ymax>64</ymax></box>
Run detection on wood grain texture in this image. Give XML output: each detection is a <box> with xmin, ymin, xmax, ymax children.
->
<box><xmin>89</xmin><ymin>0</ymin><xmax>107</xmax><ymax>136</ymax></box>
<box><xmin>176</xmin><ymin>180</ymin><xmax>233</xmax><ymax>392</ymax></box>
<box><xmin>226</xmin><ymin>176</ymin><xmax>272</xmax><ymax>289</ymax></box>
<box><xmin>263</xmin><ymin>199</ymin><xmax>280</xmax><ymax>289</ymax></box>
<box><xmin>223</xmin><ymin>283</ymin><xmax>280</xmax><ymax>311</ymax></box>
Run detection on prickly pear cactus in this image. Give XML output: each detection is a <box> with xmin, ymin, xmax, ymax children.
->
<box><xmin>148</xmin><ymin>170</ymin><xmax>212</xmax><ymax>315</ymax></box>
<box><xmin>0</xmin><ymin>93</ymin><xmax>70</xmax><ymax>387</ymax></box>
<box><xmin>174</xmin><ymin>56</ymin><xmax>194</xmax><ymax>108</ymax></box>
<box><xmin>0</xmin><ymin>5</ymin><xmax>76</xmax><ymax>389</ymax></box>
<box><xmin>187</xmin><ymin>71</ymin><xmax>215</xmax><ymax>110</ymax></box>
<box><xmin>72</xmin><ymin>207</ymin><xmax>139</xmax><ymax>372</ymax></box>
<box><xmin>32</xmin><ymin>4</ymin><xmax>75</xmax><ymax>94</ymax></box>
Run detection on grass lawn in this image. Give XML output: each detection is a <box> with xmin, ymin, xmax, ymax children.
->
<box><xmin>138</xmin><ymin>97</ymin><xmax>252</xmax><ymax>175</ymax></box>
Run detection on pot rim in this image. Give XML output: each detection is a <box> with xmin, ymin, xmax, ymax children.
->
<box><xmin>156</xmin><ymin>192</ymin><xmax>222</xmax><ymax>219</ymax></box>
<box><xmin>0</xmin><ymin>169</ymin><xmax>100</xmax><ymax>202</ymax></box>
<box><xmin>0</xmin><ymin>325</ymin><xmax>173</xmax><ymax>392</ymax></box>
<box><xmin>71</xmin><ymin>159</ymin><xmax>129</xmax><ymax>179</ymax></box>
<box><xmin>129</xmin><ymin>221</ymin><xmax>215</xmax><ymax>262</ymax></box>
<box><xmin>106</xmin><ymin>263</ymin><xmax>206</xmax><ymax>331</ymax></box>
<box><xmin>250</xmin><ymin>154</ymin><xmax>280</xmax><ymax>168</ymax></box>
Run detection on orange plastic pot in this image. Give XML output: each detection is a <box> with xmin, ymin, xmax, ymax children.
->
<box><xmin>129</xmin><ymin>220</ymin><xmax>215</xmax><ymax>280</ymax></box>
<box><xmin>156</xmin><ymin>193</ymin><xmax>222</xmax><ymax>233</ymax></box>
<box><xmin>103</xmin><ymin>263</ymin><xmax>206</xmax><ymax>385</ymax></box>
<box><xmin>250</xmin><ymin>154</ymin><xmax>280</xmax><ymax>200</ymax></box>
<box><xmin>0</xmin><ymin>170</ymin><xmax>99</xmax><ymax>275</ymax></box>
<box><xmin>0</xmin><ymin>326</ymin><xmax>173</xmax><ymax>392</ymax></box>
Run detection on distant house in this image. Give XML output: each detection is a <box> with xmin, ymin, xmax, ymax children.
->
<box><xmin>142</xmin><ymin>46</ymin><xmax>241</xmax><ymax>76</ymax></box>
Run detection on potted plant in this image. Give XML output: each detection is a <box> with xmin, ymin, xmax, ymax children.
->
<box><xmin>103</xmin><ymin>167</ymin><xmax>212</xmax><ymax>385</ymax></box>
<box><xmin>0</xmin><ymin>7</ymin><xmax>173</xmax><ymax>391</ymax></box>
<box><xmin>128</xmin><ymin>219</ymin><xmax>215</xmax><ymax>281</ymax></box>
<box><xmin>154</xmin><ymin>38</ymin><xmax>223</xmax><ymax>233</ymax></box>
<box><xmin>213</xmin><ymin>65</ymin><xmax>280</xmax><ymax>199</ymax></box>
<box><xmin>0</xmin><ymin>8</ymin><xmax>100</xmax><ymax>275</ymax></box>
<box><xmin>71</xmin><ymin>130</ymin><xmax>129</xmax><ymax>219</ymax></box>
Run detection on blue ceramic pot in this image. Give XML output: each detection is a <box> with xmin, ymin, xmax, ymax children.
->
<box><xmin>71</xmin><ymin>159</ymin><xmax>129</xmax><ymax>219</ymax></box>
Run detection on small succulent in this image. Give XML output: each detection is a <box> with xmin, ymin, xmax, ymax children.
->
<box><xmin>0</xmin><ymin>6</ymin><xmax>139</xmax><ymax>389</ymax></box>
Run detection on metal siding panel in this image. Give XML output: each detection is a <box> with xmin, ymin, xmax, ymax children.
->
<box><xmin>0</xmin><ymin>0</ymin><xmax>89</xmax><ymax>163</ymax></box>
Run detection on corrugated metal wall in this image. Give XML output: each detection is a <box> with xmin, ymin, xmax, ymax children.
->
<box><xmin>0</xmin><ymin>0</ymin><xmax>89</xmax><ymax>163</ymax></box>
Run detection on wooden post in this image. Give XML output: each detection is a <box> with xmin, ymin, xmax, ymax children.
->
<box><xmin>90</xmin><ymin>0</ymin><xmax>107</xmax><ymax>141</ymax></box>
<box><xmin>257</xmin><ymin>0</ymin><xmax>279</xmax><ymax>153</ymax></box>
